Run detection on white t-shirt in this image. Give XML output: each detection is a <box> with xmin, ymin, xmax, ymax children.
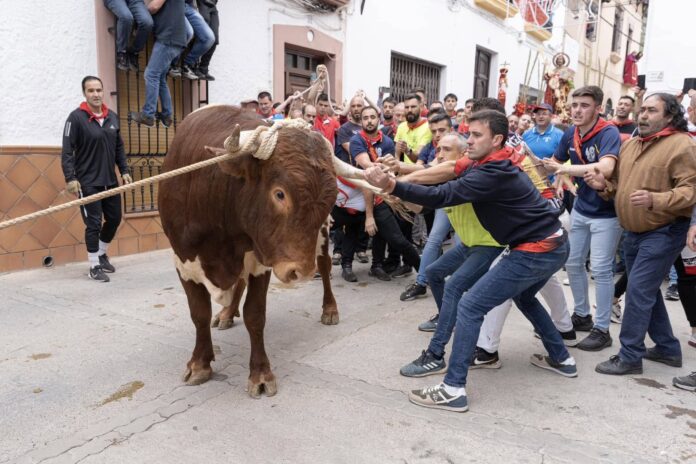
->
<box><xmin>335</xmin><ymin>178</ymin><xmax>366</xmax><ymax>212</ymax></box>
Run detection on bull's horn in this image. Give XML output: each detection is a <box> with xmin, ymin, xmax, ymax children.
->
<box><xmin>332</xmin><ymin>155</ymin><xmax>365</xmax><ymax>179</ymax></box>
<box><xmin>223</xmin><ymin>125</ymin><xmax>241</xmax><ymax>153</ymax></box>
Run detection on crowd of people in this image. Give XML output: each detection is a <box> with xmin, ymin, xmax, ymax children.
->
<box><xmin>241</xmin><ymin>81</ymin><xmax>696</xmax><ymax>411</ymax></box>
<box><xmin>103</xmin><ymin>0</ymin><xmax>219</xmax><ymax>129</ymax></box>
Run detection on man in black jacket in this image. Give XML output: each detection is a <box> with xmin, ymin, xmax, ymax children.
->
<box><xmin>365</xmin><ymin>110</ymin><xmax>576</xmax><ymax>413</ymax></box>
<box><xmin>62</xmin><ymin>76</ymin><xmax>132</xmax><ymax>282</ymax></box>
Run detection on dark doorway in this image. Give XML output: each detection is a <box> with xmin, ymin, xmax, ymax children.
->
<box><xmin>473</xmin><ymin>47</ymin><xmax>492</xmax><ymax>99</ymax></box>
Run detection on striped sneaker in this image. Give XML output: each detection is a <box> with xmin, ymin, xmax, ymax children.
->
<box><xmin>408</xmin><ymin>383</ymin><xmax>468</xmax><ymax>412</ymax></box>
<box><xmin>530</xmin><ymin>354</ymin><xmax>577</xmax><ymax>378</ymax></box>
<box><xmin>400</xmin><ymin>350</ymin><xmax>446</xmax><ymax>377</ymax></box>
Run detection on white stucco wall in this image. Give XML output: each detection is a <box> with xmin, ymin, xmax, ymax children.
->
<box><xmin>343</xmin><ymin>0</ymin><xmax>565</xmax><ymax>114</ymax></box>
<box><xmin>642</xmin><ymin>0</ymin><xmax>696</xmax><ymax>95</ymax></box>
<box><xmin>0</xmin><ymin>1</ymin><xmax>97</xmax><ymax>146</ymax></box>
<box><xmin>210</xmin><ymin>0</ymin><xmax>345</xmax><ymax>105</ymax></box>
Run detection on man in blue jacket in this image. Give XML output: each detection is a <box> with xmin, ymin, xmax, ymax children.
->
<box><xmin>364</xmin><ymin>109</ymin><xmax>577</xmax><ymax>413</ymax></box>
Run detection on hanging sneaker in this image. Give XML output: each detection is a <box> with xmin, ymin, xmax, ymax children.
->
<box><xmin>156</xmin><ymin>112</ymin><xmax>173</xmax><ymax>128</ymax></box>
<box><xmin>470</xmin><ymin>347</ymin><xmax>501</xmax><ymax>369</ymax></box>
<box><xmin>89</xmin><ymin>266</ymin><xmax>110</xmax><ymax>282</ymax></box>
<box><xmin>181</xmin><ymin>64</ymin><xmax>199</xmax><ymax>80</ymax></box>
<box><xmin>408</xmin><ymin>383</ymin><xmax>468</xmax><ymax>412</ymax></box>
<box><xmin>665</xmin><ymin>284</ymin><xmax>679</xmax><ymax>301</ymax></box>
<box><xmin>98</xmin><ymin>254</ymin><xmax>115</xmax><ymax>273</ymax></box>
<box><xmin>418</xmin><ymin>314</ymin><xmax>438</xmax><ymax>332</ymax></box>
<box><xmin>672</xmin><ymin>371</ymin><xmax>696</xmax><ymax>392</ymax></box>
<box><xmin>168</xmin><ymin>66</ymin><xmax>182</xmax><ymax>78</ymax></box>
<box><xmin>400</xmin><ymin>350</ymin><xmax>447</xmax><ymax>377</ymax></box>
<box><xmin>400</xmin><ymin>282</ymin><xmax>427</xmax><ymax>301</ymax></box>
<box><xmin>117</xmin><ymin>52</ymin><xmax>129</xmax><ymax>71</ymax></box>
<box><xmin>129</xmin><ymin>111</ymin><xmax>155</xmax><ymax>128</ymax></box>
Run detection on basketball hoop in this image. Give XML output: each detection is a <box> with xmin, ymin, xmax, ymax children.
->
<box><xmin>514</xmin><ymin>0</ymin><xmax>558</xmax><ymax>28</ymax></box>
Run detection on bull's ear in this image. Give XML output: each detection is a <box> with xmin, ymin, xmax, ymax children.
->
<box><xmin>221</xmin><ymin>154</ymin><xmax>257</xmax><ymax>179</ymax></box>
<box><xmin>205</xmin><ymin>145</ymin><xmax>255</xmax><ymax>179</ymax></box>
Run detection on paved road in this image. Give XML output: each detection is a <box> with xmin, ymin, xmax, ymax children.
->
<box><xmin>1</xmin><ymin>249</ymin><xmax>695</xmax><ymax>463</ymax></box>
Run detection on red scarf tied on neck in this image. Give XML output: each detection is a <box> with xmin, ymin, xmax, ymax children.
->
<box><xmin>572</xmin><ymin>118</ymin><xmax>611</xmax><ymax>164</ymax></box>
<box><xmin>80</xmin><ymin>102</ymin><xmax>109</xmax><ymax>122</ymax></box>
<box><xmin>610</xmin><ymin>119</ymin><xmax>634</xmax><ymax>127</ymax></box>
<box><xmin>407</xmin><ymin>118</ymin><xmax>428</xmax><ymax>130</ymax></box>
<box><xmin>639</xmin><ymin>126</ymin><xmax>679</xmax><ymax>143</ymax></box>
<box><xmin>455</xmin><ymin>146</ymin><xmax>522</xmax><ymax>175</ymax></box>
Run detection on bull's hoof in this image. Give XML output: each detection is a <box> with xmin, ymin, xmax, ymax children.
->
<box><xmin>321</xmin><ymin>311</ymin><xmax>339</xmax><ymax>325</ymax></box>
<box><xmin>211</xmin><ymin>308</ymin><xmax>240</xmax><ymax>329</ymax></box>
<box><xmin>247</xmin><ymin>373</ymin><xmax>277</xmax><ymax>398</ymax></box>
<box><xmin>182</xmin><ymin>365</ymin><xmax>213</xmax><ymax>385</ymax></box>
<box><xmin>217</xmin><ymin>319</ymin><xmax>234</xmax><ymax>330</ymax></box>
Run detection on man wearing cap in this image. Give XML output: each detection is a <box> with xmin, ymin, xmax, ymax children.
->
<box><xmin>522</xmin><ymin>103</ymin><xmax>564</xmax><ymax>159</ymax></box>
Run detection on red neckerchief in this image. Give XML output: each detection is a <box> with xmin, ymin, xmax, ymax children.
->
<box><xmin>639</xmin><ymin>126</ymin><xmax>680</xmax><ymax>143</ymax></box>
<box><xmin>382</xmin><ymin>119</ymin><xmax>396</xmax><ymax>132</ymax></box>
<box><xmin>80</xmin><ymin>102</ymin><xmax>108</xmax><ymax>122</ymax></box>
<box><xmin>459</xmin><ymin>146</ymin><xmax>522</xmax><ymax>173</ymax></box>
<box><xmin>610</xmin><ymin>118</ymin><xmax>634</xmax><ymax>127</ymax></box>
<box><xmin>457</xmin><ymin>123</ymin><xmax>469</xmax><ymax>135</ymax></box>
<box><xmin>420</xmin><ymin>108</ymin><xmax>428</xmax><ymax>117</ymax></box>
<box><xmin>359</xmin><ymin>130</ymin><xmax>383</xmax><ymax>162</ymax></box>
<box><xmin>447</xmin><ymin>110</ymin><xmax>456</xmax><ymax>118</ymax></box>
<box><xmin>407</xmin><ymin>118</ymin><xmax>427</xmax><ymax>130</ymax></box>
<box><xmin>572</xmin><ymin>118</ymin><xmax>611</xmax><ymax>164</ymax></box>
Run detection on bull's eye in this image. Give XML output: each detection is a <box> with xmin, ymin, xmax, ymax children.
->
<box><xmin>275</xmin><ymin>190</ymin><xmax>285</xmax><ymax>201</ymax></box>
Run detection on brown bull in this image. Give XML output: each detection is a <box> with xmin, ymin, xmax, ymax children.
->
<box><xmin>158</xmin><ymin>105</ymin><xmax>337</xmax><ymax>397</ymax></box>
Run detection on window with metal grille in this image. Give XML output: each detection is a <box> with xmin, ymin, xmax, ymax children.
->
<box><xmin>611</xmin><ymin>7</ymin><xmax>624</xmax><ymax>53</ymax></box>
<box><xmin>389</xmin><ymin>53</ymin><xmax>441</xmax><ymax>105</ymax></box>
<box><xmin>115</xmin><ymin>39</ymin><xmax>209</xmax><ymax>214</ymax></box>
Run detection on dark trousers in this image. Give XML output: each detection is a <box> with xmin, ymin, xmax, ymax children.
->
<box><xmin>196</xmin><ymin>0</ymin><xmax>219</xmax><ymax>72</ymax></box>
<box><xmin>79</xmin><ymin>186</ymin><xmax>122</xmax><ymax>253</ymax></box>
<box><xmin>674</xmin><ymin>256</ymin><xmax>696</xmax><ymax>327</ymax></box>
<box><xmin>618</xmin><ymin>220</ymin><xmax>688</xmax><ymax>364</ymax></box>
<box><xmin>371</xmin><ymin>203</ymin><xmax>420</xmax><ymax>270</ymax></box>
<box><xmin>331</xmin><ymin>206</ymin><xmax>365</xmax><ymax>267</ymax></box>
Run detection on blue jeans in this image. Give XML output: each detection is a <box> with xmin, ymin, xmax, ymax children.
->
<box><xmin>103</xmin><ymin>0</ymin><xmax>153</xmax><ymax>54</ymax></box>
<box><xmin>566</xmin><ymin>210</ymin><xmax>622</xmax><ymax>330</ymax></box>
<box><xmin>444</xmin><ymin>240</ymin><xmax>571</xmax><ymax>387</ymax></box>
<box><xmin>426</xmin><ymin>244</ymin><xmax>503</xmax><ymax>357</ymax></box>
<box><xmin>618</xmin><ymin>220</ymin><xmax>688</xmax><ymax>365</ymax></box>
<box><xmin>416</xmin><ymin>209</ymin><xmax>454</xmax><ymax>287</ymax></box>
<box><xmin>668</xmin><ymin>266</ymin><xmax>677</xmax><ymax>286</ymax></box>
<box><xmin>183</xmin><ymin>3</ymin><xmax>215</xmax><ymax>66</ymax></box>
<box><xmin>143</xmin><ymin>41</ymin><xmax>183</xmax><ymax>118</ymax></box>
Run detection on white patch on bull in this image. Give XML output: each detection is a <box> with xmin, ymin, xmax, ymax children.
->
<box><xmin>243</xmin><ymin>251</ymin><xmax>270</xmax><ymax>281</ymax></box>
<box><xmin>174</xmin><ymin>255</ymin><xmax>233</xmax><ymax>306</ymax></box>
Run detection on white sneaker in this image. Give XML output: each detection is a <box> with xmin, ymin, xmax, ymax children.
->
<box><xmin>611</xmin><ymin>300</ymin><xmax>622</xmax><ymax>324</ymax></box>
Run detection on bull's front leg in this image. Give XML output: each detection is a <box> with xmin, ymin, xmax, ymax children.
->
<box><xmin>211</xmin><ymin>278</ymin><xmax>246</xmax><ymax>330</ymax></box>
<box><xmin>318</xmin><ymin>224</ymin><xmax>339</xmax><ymax>325</ymax></box>
<box><xmin>243</xmin><ymin>270</ymin><xmax>276</xmax><ymax>398</ymax></box>
<box><xmin>180</xmin><ymin>277</ymin><xmax>215</xmax><ymax>385</ymax></box>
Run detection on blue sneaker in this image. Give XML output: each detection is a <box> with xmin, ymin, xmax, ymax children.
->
<box><xmin>530</xmin><ymin>354</ymin><xmax>578</xmax><ymax>378</ymax></box>
<box><xmin>400</xmin><ymin>350</ymin><xmax>446</xmax><ymax>377</ymax></box>
<box><xmin>408</xmin><ymin>383</ymin><xmax>468</xmax><ymax>412</ymax></box>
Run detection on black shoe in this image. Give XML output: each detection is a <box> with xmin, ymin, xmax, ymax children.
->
<box><xmin>181</xmin><ymin>64</ymin><xmax>199</xmax><ymax>80</ymax></box>
<box><xmin>98</xmin><ymin>254</ymin><xmax>115</xmax><ymax>273</ymax></box>
<box><xmin>577</xmin><ymin>327</ymin><xmax>612</xmax><ymax>351</ymax></box>
<box><xmin>595</xmin><ymin>355</ymin><xmax>642</xmax><ymax>376</ymax></box>
<box><xmin>341</xmin><ymin>266</ymin><xmax>357</xmax><ymax>283</ymax></box>
<box><xmin>127</xmin><ymin>53</ymin><xmax>139</xmax><ymax>72</ymax></box>
<box><xmin>156</xmin><ymin>112</ymin><xmax>173</xmax><ymax>128</ymax></box>
<box><xmin>203</xmin><ymin>71</ymin><xmax>215</xmax><ymax>81</ymax></box>
<box><xmin>193</xmin><ymin>67</ymin><xmax>207</xmax><ymax>79</ymax></box>
<box><xmin>117</xmin><ymin>52</ymin><xmax>129</xmax><ymax>71</ymax></box>
<box><xmin>571</xmin><ymin>313</ymin><xmax>594</xmax><ymax>332</ymax></box>
<box><xmin>368</xmin><ymin>267</ymin><xmax>391</xmax><ymax>281</ymax></box>
<box><xmin>390</xmin><ymin>265</ymin><xmax>412</xmax><ymax>278</ymax></box>
<box><xmin>129</xmin><ymin>111</ymin><xmax>155</xmax><ymax>128</ymax></box>
<box><xmin>356</xmin><ymin>251</ymin><xmax>369</xmax><ymax>264</ymax></box>
<box><xmin>89</xmin><ymin>265</ymin><xmax>110</xmax><ymax>282</ymax></box>
<box><xmin>534</xmin><ymin>328</ymin><xmax>579</xmax><ymax>347</ymax></box>
<box><xmin>470</xmin><ymin>347</ymin><xmax>501</xmax><ymax>369</ymax></box>
<box><xmin>383</xmin><ymin>263</ymin><xmax>398</xmax><ymax>274</ymax></box>
<box><xmin>168</xmin><ymin>66</ymin><xmax>182</xmax><ymax>78</ymax></box>
<box><xmin>400</xmin><ymin>282</ymin><xmax>427</xmax><ymax>301</ymax></box>
<box><xmin>643</xmin><ymin>347</ymin><xmax>682</xmax><ymax>367</ymax></box>
<box><xmin>665</xmin><ymin>284</ymin><xmax>679</xmax><ymax>301</ymax></box>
